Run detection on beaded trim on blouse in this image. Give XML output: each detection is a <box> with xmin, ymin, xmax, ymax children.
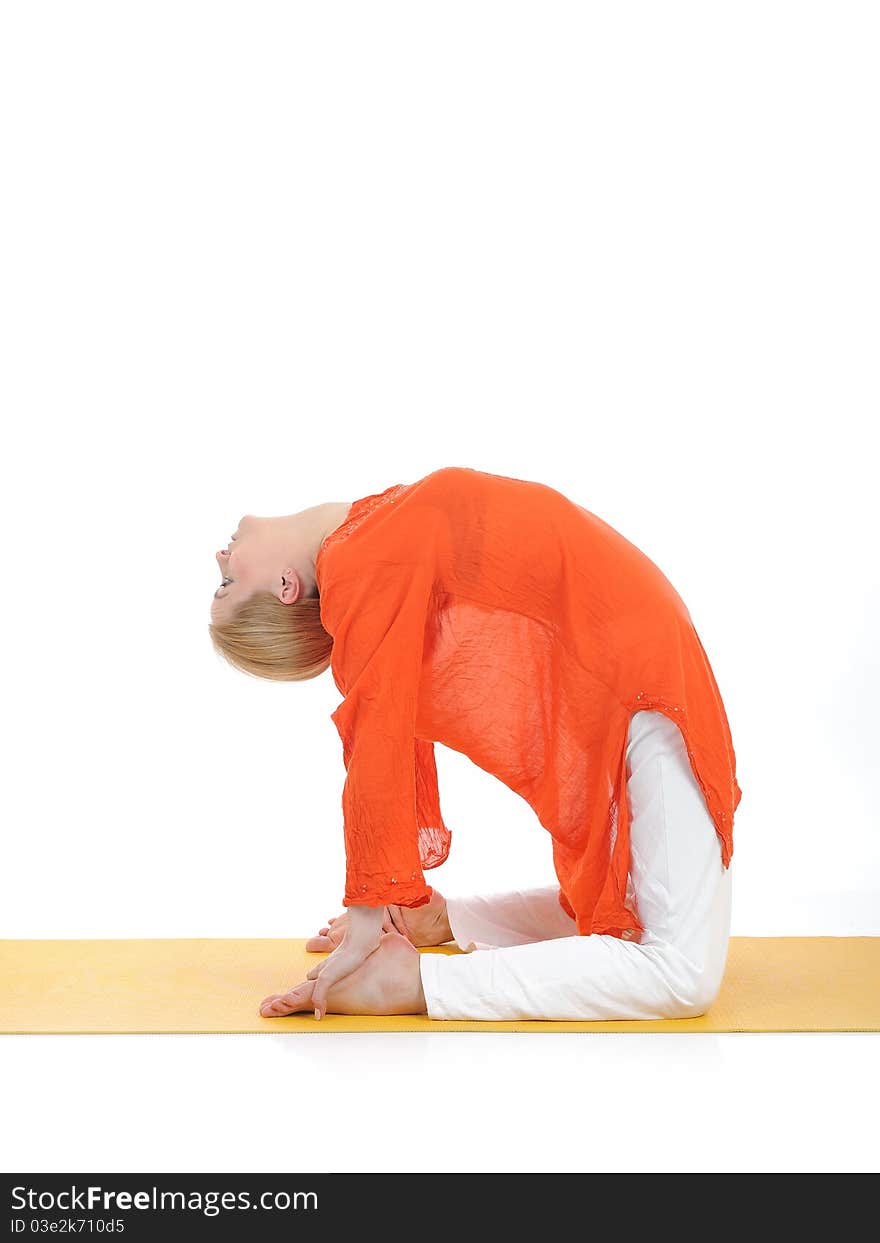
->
<box><xmin>317</xmin><ymin>483</ymin><xmax>408</xmax><ymax>562</ymax></box>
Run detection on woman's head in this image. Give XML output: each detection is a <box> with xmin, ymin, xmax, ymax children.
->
<box><xmin>207</xmin><ymin>504</ymin><xmax>350</xmax><ymax>682</ymax></box>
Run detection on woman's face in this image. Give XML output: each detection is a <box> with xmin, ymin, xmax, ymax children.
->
<box><xmin>211</xmin><ymin>503</ymin><xmax>337</xmax><ymax>622</ymax></box>
<box><xmin>212</xmin><ymin>514</ymin><xmax>278</xmax><ymax>620</ymax></box>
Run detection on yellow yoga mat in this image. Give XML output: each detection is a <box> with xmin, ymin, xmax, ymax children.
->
<box><xmin>1</xmin><ymin>936</ymin><xmax>878</xmax><ymax>1034</ymax></box>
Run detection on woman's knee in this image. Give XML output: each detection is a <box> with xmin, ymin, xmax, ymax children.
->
<box><xmin>663</xmin><ymin>961</ymin><xmax>725</xmax><ymax>1018</ymax></box>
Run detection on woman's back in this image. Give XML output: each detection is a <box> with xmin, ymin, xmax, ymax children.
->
<box><xmin>316</xmin><ymin>465</ymin><xmax>742</xmax><ymax>937</ymax></box>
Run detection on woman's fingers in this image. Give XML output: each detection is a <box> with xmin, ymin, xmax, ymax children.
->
<box><xmin>312</xmin><ymin>966</ymin><xmax>347</xmax><ymax>1021</ymax></box>
<box><xmin>306</xmin><ymin>958</ymin><xmax>327</xmax><ymax>981</ymax></box>
<box><xmin>386</xmin><ymin>904</ymin><xmax>410</xmax><ymax>940</ymax></box>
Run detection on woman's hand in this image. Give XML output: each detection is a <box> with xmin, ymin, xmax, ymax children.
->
<box><xmin>305</xmin><ymin>904</ymin><xmax>385</xmax><ymax>1020</ymax></box>
<box><xmin>387</xmin><ymin>888</ymin><xmax>453</xmax><ymax>946</ymax></box>
<box><xmin>307</xmin><ymin>888</ymin><xmax>452</xmax><ymax>952</ymax></box>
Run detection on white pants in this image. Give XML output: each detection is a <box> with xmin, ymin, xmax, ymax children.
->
<box><xmin>418</xmin><ymin>710</ymin><xmax>733</xmax><ymax>1020</ymax></box>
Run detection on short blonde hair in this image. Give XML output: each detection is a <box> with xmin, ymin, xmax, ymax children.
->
<box><xmin>208</xmin><ymin>591</ymin><xmax>332</xmax><ymax>682</ymax></box>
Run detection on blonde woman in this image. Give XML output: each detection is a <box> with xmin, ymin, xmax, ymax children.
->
<box><xmin>209</xmin><ymin>466</ymin><xmax>742</xmax><ymax>1023</ymax></box>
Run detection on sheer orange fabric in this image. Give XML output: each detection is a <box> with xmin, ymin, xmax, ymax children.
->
<box><xmin>315</xmin><ymin>466</ymin><xmax>742</xmax><ymax>939</ymax></box>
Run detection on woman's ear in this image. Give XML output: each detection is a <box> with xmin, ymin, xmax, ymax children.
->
<box><xmin>279</xmin><ymin>570</ymin><xmax>302</xmax><ymax>605</ymax></box>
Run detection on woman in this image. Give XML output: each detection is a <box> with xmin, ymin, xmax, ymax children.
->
<box><xmin>209</xmin><ymin>466</ymin><xmax>742</xmax><ymax>1022</ymax></box>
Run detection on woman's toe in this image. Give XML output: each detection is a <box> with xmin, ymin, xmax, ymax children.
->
<box><xmin>305</xmin><ymin>934</ymin><xmax>332</xmax><ymax>951</ymax></box>
<box><xmin>260</xmin><ymin>980</ymin><xmax>315</xmax><ymax>1016</ymax></box>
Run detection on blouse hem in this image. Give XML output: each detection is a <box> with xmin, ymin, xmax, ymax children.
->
<box><xmin>344</xmin><ymin>884</ymin><xmax>433</xmax><ymax>910</ymax></box>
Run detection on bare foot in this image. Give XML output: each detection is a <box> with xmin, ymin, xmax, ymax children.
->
<box><xmin>305</xmin><ymin>889</ymin><xmax>452</xmax><ymax>953</ymax></box>
<box><xmin>260</xmin><ymin>930</ymin><xmax>427</xmax><ymax>1019</ymax></box>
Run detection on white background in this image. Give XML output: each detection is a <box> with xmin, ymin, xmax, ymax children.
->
<box><xmin>1</xmin><ymin>1</ymin><xmax>877</xmax><ymax>1174</ymax></box>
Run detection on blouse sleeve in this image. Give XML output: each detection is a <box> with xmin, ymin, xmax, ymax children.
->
<box><xmin>414</xmin><ymin>738</ymin><xmax>453</xmax><ymax>870</ymax></box>
<box><xmin>328</xmin><ymin>557</ymin><xmax>447</xmax><ymax>910</ymax></box>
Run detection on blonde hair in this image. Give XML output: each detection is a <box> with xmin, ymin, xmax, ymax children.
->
<box><xmin>208</xmin><ymin>590</ymin><xmax>333</xmax><ymax>682</ymax></box>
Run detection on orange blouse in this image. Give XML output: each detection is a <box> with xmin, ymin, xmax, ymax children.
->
<box><xmin>314</xmin><ymin>466</ymin><xmax>742</xmax><ymax>940</ymax></box>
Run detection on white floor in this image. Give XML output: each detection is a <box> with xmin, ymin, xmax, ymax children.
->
<box><xmin>2</xmin><ymin>1032</ymin><xmax>876</xmax><ymax>1173</ymax></box>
